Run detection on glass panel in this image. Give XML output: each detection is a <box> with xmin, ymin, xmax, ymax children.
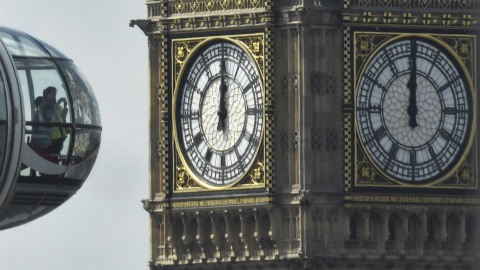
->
<box><xmin>0</xmin><ymin>27</ymin><xmax>48</xmax><ymax>57</ymax></box>
<box><xmin>65</xmin><ymin>129</ymin><xmax>101</xmax><ymax>179</ymax></box>
<box><xmin>15</xmin><ymin>58</ymin><xmax>73</xmax><ymax>167</ymax></box>
<box><xmin>0</xmin><ymin>69</ymin><xmax>7</xmax><ymax>175</ymax></box>
<box><xmin>15</xmin><ymin>58</ymin><xmax>71</xmax><ymax>123</ymax></box>
<box><xmin>25</xmin><ymin>123</ymin><xmax>71</xmax><ymax>165</ymax></box>
<box><xmin>70</xmin><ymin>128</ymin><xmax>101</xmax><ymax>165</ymax></box>
<box><xmin>37</xmin><ymin>40</ymin><xmax>68</xmax><ymax>59</ymax></box>
<box><xmin>0</xmin><ymin>31</ymin><xmax>21</xmax><ymax>56</ymax></box>
<box><xmin>57</xmin><ymin>60</ymin><xmax>101</xmax><ymax>126</ymax></box>
<box><xmin>16</xmin><ymin>35</ymin><xmax>47</xmax><ymax>57</ymax></box>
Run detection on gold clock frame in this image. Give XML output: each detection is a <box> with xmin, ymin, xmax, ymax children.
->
<box><xmin>344</xmin><ymin>30</ymin><xmax>478</xmax><ymax>192</ymax></box>
<box><xmin>170</xmin><ymin>33</ymin><xmax>273</xmax><ymax>193</ymax></box>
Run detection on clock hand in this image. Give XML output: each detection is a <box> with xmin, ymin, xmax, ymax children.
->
<box><xmin>217</xmin><ymin>56</ymin><xmax>228</xmax><ymax>131</ymax></box>
<box><xmin>407</xmin><ymin>39</ymin><xmax>419</xmax><ymax>128</ymax></box>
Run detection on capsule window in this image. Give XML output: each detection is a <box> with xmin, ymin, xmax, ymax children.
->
<box><xmin>0</xmin><ymin>69</ymin><xmax>7</xmax><ymax>176</ymax></box>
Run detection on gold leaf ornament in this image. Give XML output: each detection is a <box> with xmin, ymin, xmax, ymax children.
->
<box><xmin>221</xmin><ymin>0</ymin><xmax>229</xmax><ymax>9</ymax></box>
<box><xmin>176</xmin><ymin>45</ymin><xmax>186</xmax><ymax>60</ymax></box>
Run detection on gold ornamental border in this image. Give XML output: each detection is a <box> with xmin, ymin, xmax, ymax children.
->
<box><xmin>345</xmin><ymin>194</ymin><xmax>480</xmax><ymax>205</ymax></box>
<box><xmin>344</xmin><ymin>0</ymin><xmax>479</xmax><ymax>10</ymax></box>
<box><xmin>158</xmin><ymin>196</ymin><xmax>274</xmax><ymax>211</ymax></box>
<box><xmin>170</xmin><ymin>34</ymin><xmax>271</xmax><ymax>192</ymax></box>
<box><xmin>343</xmin><ymin>0</ymin><xmax>480</xmax><ymax>28</ymax></box>
<box><xmin>345</xmin><ymin>31</ymin><xmax>478</xmax><ymax>191</ymax></box>
<box><xmin>168</xmin><ymin>0</ymin><xmax>270</xmax><ymax>15</ymax></box>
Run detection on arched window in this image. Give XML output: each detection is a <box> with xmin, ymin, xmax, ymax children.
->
<box><xmin>349</xmin><ymin>212</ymin><xmax>361</xmax><ymax>240</ymax></box>
<box><xmin>427</xmin><ymin>215</ymin><xmax>437</xmax><ymax>242</ymax></box>
<box><xmin>388</xmin><ymin>214</ymin><xmax>400</xmax><ymax>241</ymax></box>
<box><xmin>408</xmin><ymin>214</ymin><xmax>421</xmax><ymax>243</ymax></box>
<box><xmin>446</xmin><ymin>215</ymin><xmax>460</xmax><ymax>246</ymax></box>
<box><xmin>465</xmin><ymin>215</ymin><xmax>476</xmax><ymax>243</ymax></box>
<box><xmin>369</xmin><ymin>213</ymin><xmax>382</xmax><ymax>241</ymax></box>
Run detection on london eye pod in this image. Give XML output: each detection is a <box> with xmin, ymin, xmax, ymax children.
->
<box><xmin>0</xmin><ymin>26</ymin><xmax>102</xmax><ymax>229</ymax></box>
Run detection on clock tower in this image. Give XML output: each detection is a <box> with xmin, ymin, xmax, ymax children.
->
<box><xmin>131</xmin><ymin>1</ymin><xmax>480</xmax><ymax>269</ymax></box>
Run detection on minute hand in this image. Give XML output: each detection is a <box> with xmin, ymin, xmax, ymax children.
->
<box><xmin>407</xmin><ymin>40</ymin><xmax>418</xmax><ymax>128</ymax></box>
<box><xmin>217</xmin><ymin>58</ymin><xmax>228</xmax><ymax>131</ymax></box>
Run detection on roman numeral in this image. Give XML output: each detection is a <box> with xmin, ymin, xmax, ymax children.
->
<box><xmin>410</xmin><ymin>150</ymin><xmax>416</xmax><ymax>165</ymax></box>
<box><xmin>427</xmin><ymin>51</ymin><xmax>440</xmax><ymax>77</ymax></box>
<box><xmin>388</xmin><ymin>144</ymin><xmax>399</xmax><ymax>160</ymax></box>
<box><xmin>205</xmin><ymin>149</ymin><xmax>213</xmax><ymax>163</ymax></box>
<box><xmin>410</xmin><ymin>150</ymin><xmax>416</xmax><ymax>182</ymax></box>
<box><xmin>357</xmin><ymin>104</ymin><xmax>381</xmax><ymax>113</ymax></box>
<box><xmin>221</xmin><ymin>154</ymin><xmax>226</xmax><ymax>168</ymax></box>
<box><xmin>200</xmin><ymin>54</ymin><xmax>213</xmax><ymax>78</ymax></box>
<box><xmin>427</xmin><ymin>145</ymin><xmax>441</xmax><ymax>172</ymax></box>
<box><xmin>428</xmin><ymin>146</ymin><xmax>437</xmax><ymax>159</ymax></box>
<box><xmin>374</xmin><ymin>126</ymin><xmax>387</xmax><ymax>141</ymax></box>
<box><xmin>443</xmin><ymin>107</ymin><xmax>468</xmax><ymax>115</ymax></box>
<box><xmin>235</xmin><ymin>149</ymin><xmax>242</xmax><ymax>160</ymax></box>
<box><xmin>193</xmin><ymin>133</ymin><xmax>203</xmax><ymax>146</ymax></box>
<box><xmin>181</xmin><ymin>111</ymin><xmax>199</xmax><ymax>119</ymax></box>
<box><xmin>439</xmin><ymin>128</ymin><xmax>461</xmax><ymax>146</ymax></box>
<box><xmin>364</xmin><ymin>74</ymin><xmax>388</xmax><ymax>92</ymax></box>
<box><xmin>244</xmin><ymin>131</ymin><xmax>252</xmax><ymax>142</ymax></box>
<box><xmin>247</xmin><ymin>108</ymin><xmax>262</xmax><ymax>115</ymax></box>
<box><xmin>242</xmin><ymin>77</ymin><xmax>259</xmax><ymax>94</ymax></box>
<box><xmin>234</xmin><ymin>52</ymin><xmax>245</xmax><ymax>78</ymax></box>
<box><xmin>379</xmin><ymin>51</ymin><xmax>399</xmax><ymax>76</ymax></box>
<box><xmin>439</xmin><ymin>128</ymin><xmax>451</xmax><ymax>140</ymax></box>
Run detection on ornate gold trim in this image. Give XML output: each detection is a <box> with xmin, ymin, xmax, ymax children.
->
<box><xmin>344</xmin><ymin>31</ymin><xmax>478</xmax><ymax>191</ymax></box>
<box><xmin>157</xmin><ymin>34</ymin><xmax>170</xmax><ymax>197</ymax></box>
<box><xmin>170</xmin><ymin>33</ymin><xmax>274</xmax><ymax>193</ymax></box>
<box><xmin>347</xmin><ymin>0</ymin><xmax>479</xmax><ymax>10</ymax></box>
<box><xmin>343</xmin><ymin>0</ymin><xmax>479</xmax><ymax>27</ymax></box>
<box><xmin>161</xmin><ymin>196</ymin><xmax>274</xmax><ymax>210</ymax></box>
<box><xmin>344</xmin><ymin>194</ymin><xmax>480</xmax><ymax>205</ymax></box>
<box><xmin>167</xmin><ymin>0</ymin><xmax>268</xmax><ymax>15</ymax></box>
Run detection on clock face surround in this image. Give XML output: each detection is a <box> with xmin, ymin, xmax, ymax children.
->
<box><xmin>175</xmin><ymin>39</ymin><xmax>264</xmax><ymax>187</ymax></box>
<box><xmin>356</xmin><ymin>35</ymin><xmax>474</xmax><ymax>184</ymax></box>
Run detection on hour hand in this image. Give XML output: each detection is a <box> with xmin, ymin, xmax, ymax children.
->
<box><xmin>407</xmin><ymin>77</ymin><xmax>418</xmax><ymax>128</ymax></box>
<box><xmin>217</xmin><ymin>83</ymin><xmax>227</xmax><ymax>131</ymax></box>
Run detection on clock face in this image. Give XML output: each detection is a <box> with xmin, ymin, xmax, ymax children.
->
<box><xmin>175</xmin><ymin>40</ymin><xmax>263</xmax><ymax>187</ymax></box>
<box><xmin>356</xmin><ymin>36</ymin><xmax>473</xmax><ymax>183</ymax></box>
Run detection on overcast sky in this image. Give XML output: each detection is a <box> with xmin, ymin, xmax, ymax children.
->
<box><xmin>0</xmin><ymin>1</ymin><xmax>150</xmax><ymax>269</ymax></box>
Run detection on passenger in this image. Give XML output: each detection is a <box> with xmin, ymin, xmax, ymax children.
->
<box><xmin>32</xmin><ymin>96</ymin><xmax>51</xmax><ymax>149</ymax></box>
<box><xmin>41</xmin><ymin>86</ymin><xmax>68</xmax><ymax>155</ymax></box>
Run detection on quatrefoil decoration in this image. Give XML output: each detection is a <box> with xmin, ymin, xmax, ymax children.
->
<box><xmin>205</xmin><ymin>0</ymin><xmax>214</xmax><ymax>10</ymax></box>
<box><xmin>236</xmin><ymin>0</ymin><xmax>245</xmax><ymax>8</ymax></box>
<box><xmin>190</xmin><ymin>0</ymin><xmax>200</xmax><ymax>12</ymax></box>
<box><xmin>221</xmin><ymin>0</ymin><xmax>229</xmax><ymax>9</ymax></box>
<box><xmin>175</xmin><ymin>0</ymin><xmax>185</xmax><ymax>12</ymax></box>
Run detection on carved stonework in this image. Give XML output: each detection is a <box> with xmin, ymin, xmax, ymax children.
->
<box><xmin>325</xmin><ymin>73</ymin><xmax>337</xmax><ymax>94</ymax></box>
<box><xmin>311</xmin><ymin>128</ymin><xmax>321</xmax><ymax>151</ymax></box>
<box><xmin>168</xmin><ymin>0</ymin><xmax>268</xmax><ymax>15</ymax></box>
<box><xmin>311</xmin><ymin>72</ymin><xmax>337</xmax><ymax>95</ymax></box>
<box><xmin>310</xmin><ymin>72</ymin><xmax>323</xmax><ymax>94</ymax></box>
<box><xmin>325</xmin><ymin>130</ymin><xmax>338</xmax><ymax>152</ymax></box>
<box><xmin>292</xmin><ymin>73</ymin><xmax>299</xmax><ymax>93</ymax></box>
<box><xmin>292</xmin><ymin>131</ymin><xmax>299</xmax><ymax>150</ymax></box>
<box><xmin>139</xmin><ymin>1</ymin><xmax>480</xmax><ymax>269</ymax></box>
<box><xmin>348</xmin><ymin>0</ymin><xmax>478</xmax><ymax>10</ymax></box>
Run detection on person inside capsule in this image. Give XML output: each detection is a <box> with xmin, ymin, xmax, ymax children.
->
<box><xmin>32</xmin><ymin>86</ymin><xmax>68</xmax><ymax>162</ymax></box>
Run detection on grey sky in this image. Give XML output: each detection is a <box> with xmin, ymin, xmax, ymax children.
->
<box><xmin>0</xmin><ymin>1</ymin><xmax>150</xmax><ymax>269</ymax></box>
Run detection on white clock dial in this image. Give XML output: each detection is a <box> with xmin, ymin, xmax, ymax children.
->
<box><xmin>176</xmin><ymin>40</ymin><xmax>263</xmax><ymax>186</ymax></box>
<box><xmin>356</xmin><ymin>36</ymin><xmax>473</xmax><ymax>183</ymax></box>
